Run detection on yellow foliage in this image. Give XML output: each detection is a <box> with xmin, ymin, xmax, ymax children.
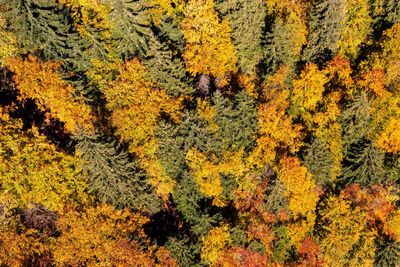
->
<box><xmin>57</xmin><ymin>0</ymin><xmax>111</xmax><ymax>38</ymax></box>
<box><xmin>377</xmin><ymin>117</ymin><xmax>400</xmax><ymax>153</ymax></box>
<box><xmin>186</xmin><ymin>148</ymin><xmax>247</xmax><ymax>207</ymax></box>
<box><xmin>380</xmin><ymin>23</ymin><xmax>400</xmax><ymax>88</ymax></box>
<box><xmin>278</xmin><ymin>157</ymin><xmax>318</xmax><ymax>220</ymax></box>
<box><xmin>278</xmin><ymin>157</ymin><xmax>318</xmax><ymax>247</ymax></box>
<box><xmin>105</xmin><ymin>59</ymin><xmax>182</xmax><ymax>197</ymax></box>
<box><xmin>146</xmin><ymin>0</ymin><xmax>184</xmax><ymax>25</ymax></box>
<box><xmin>337</xmin><ymin>0</ymin><xmax>372</xmax><ymax>60</ymax></box>
<box><xmin>181</xmin><ymin>0</ymin><xmax>237</xmax><ymax>79</ymax></box>
<box><xmin>197</xmin><ymin>98</ymin><xmax>219</xmax><ymax>132</ymax></box>
<box><xmin>248</xmin><ymin>67</ymin><xmax>302</xmax><ymax>170</ymax></box>
<box><xmin>201</xmin><ymin>225</ymin><xmax>232</xmax><ymax>264</ymax></box>
<box><xmin>53</xmin><ymin>205</ymin><xmax>152</xmax><ymax>266</ymax></box>
<box><xmin>0</xmin><ymin>110</ymin><xmax>91</xmax><ymax>211</ymax></box>
<box><xmin>238</xmin><ymin>73</ymin><xmax>258</xmax><ymax>99</ymax></box>
<box><xmin>292</xmin><ymin>63</ymin><xmax>328</xmax><ymax>113</ymax></box>
<box><xmin>6</xmin><ymin>55</ymin><xmax>94</xmax><ymax>134</ymax></box>
<box><xmin>387</xmin><ymin>210</ymin><xmax>400</xmax><ymax>241</ymax></box>
<box><xmin>0</xmin><ymin>17</ymin><xmax>17</xmax><ymax>66</ymax></box>
<box><xmin>319</xmin><ymin>195</ymin><xmax>376</xmax><ymax>267</ymax></box>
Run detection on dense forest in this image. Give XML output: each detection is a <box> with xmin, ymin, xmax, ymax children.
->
<box><xmin>0</xmin><ymin>0</ymin><xmax>400</xmax><ymax>266</ymax></box>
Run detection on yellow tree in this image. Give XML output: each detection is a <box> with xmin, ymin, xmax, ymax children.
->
<box><xmin>0</xmin><ymin>107</ymin><xmax>90</xmax><ymax>211</ymax></box>
<box><xmin>181</xmin><ymin>0</ymin><xmax>237</xmax><ymax>80</ymax></box>
<box><xmin>6</xmin><ymin>55</ymin><xmax>94</xmax><ymax>134</ymax></box>
<box><xmin>104</xmin><ymin>59</ymin><xmax>182</xmax><ymax>197</ymax></box>
<box><xmin>186</xmin><ymin>147</ymin><xmax>246</xmax><ymax>207</ymax></box>
<box><xmin>53</xmin><ymin>205</ymin><xmax>153</xmax><ymax>266</ymax></box>
<box><xmin>201</xmin><ymin>225</ymin><xmax>232</xmax><ymax>265</ymax></box>
<box><xmin>247</xmin><ymin>67</ymin><xmax>303</xmax><ymax>170</ymax></box>
<box><xmin>319</xmin><ymin>195</ymin><xmax>376</xmax><ymax>266</ymax></box>
<box><xmin>277</xmin><ymin>157</ymin><xmax>319</xmax><ymax>247</ymax></box>
<box><xmin>337</xmin><ymin>0</ymin><xmax>372</xmax><ymax>60</ymax></box>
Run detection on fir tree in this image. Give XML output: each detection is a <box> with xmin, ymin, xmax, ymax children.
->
<box><xmin>76</xmin><ymin>135</ymin><xmax>161</xmax><ymax>214</ymax></box>
<box><xmin>144</xmin><ymin>35</ymin><xmax>194</xmax><ymax>96</ymax></box>
<box><xmin>216</xmin><ymin>0</ymin><xmax>266</xmax><ymax>74</ymax></box>
<box><xmin>104</xmin><ymin>0</ymin><xmax>153</xmax><ymax>59</ymax></box>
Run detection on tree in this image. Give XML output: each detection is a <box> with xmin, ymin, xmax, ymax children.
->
<box><xmin>144</xmin><ymin>35</ymin><xmax>194</xmax><ymax>97</ymax></box>
<box><xmin>277</xmin><ymin>157</ymin><xmax>319</xmax><ymax>247</ymax></box>
<box><xmin>318</xmin><ymin>195</ymin><xmax>376</xmax><ymax>266</ymax></box>
<box><xmin>247</xmin><ymin>67</ymin><xmax>303</xmax><ymax>170</ymax></box>
<box><xmin>264</xmin><ymin>1</ymin><xmax>307</xmax><ymax>73</ymax></box>
<box><xmin>6</xmin><ymin>55</ymin><xmax>94</xmax><ymax>134</ymax></box>
<box><xmin>53</xmin><ymin>205</ymin><xmax>153</xmax><ymax>266</ymax></box>
<box><xmin>104</xmin><ymin>58</ymin><xmax>182</xmax><ymax>197</ymax></box>
<box><xmin>0</xmin><ymin>108</ymin><xmax>90</xmax><ymax>211</ymax></box>
<box><xmin>181</xmin><ymin>0</ymin><xmax>237</xmax><ymax>79</ymax></box>
<box><xmin>104</xmin><ymin>0</ymin><xmax>153</xmax><ymax>59</ymax></box>
<box><xmin>216</xmin><ymin>0</ymin><xmax>266</xmax><ymax>74</ymax></box>
<box><xmin>76</xmin><ymin>135</ymin><xmax>161</xmax><ymax>214</ymax></box>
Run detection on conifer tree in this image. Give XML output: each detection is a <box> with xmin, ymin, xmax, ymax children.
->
<box><xmin>76</xmin><ymin>135</ymin><xmax>161</xmax><ymax>214</ymax></box>
<box><xmin>216</xmin><ymin>0</ymin><xmax>266</xmax><ymax>74</ymax></box>
<box><xmin>144</xmin><ymin>35</ymin><xmax>194</xmax><ymax>96</ymax></box>
<box><xmin>104</xmin><ymin>0</ymin><xmax>153</xmax><ymax>59</ymax></box>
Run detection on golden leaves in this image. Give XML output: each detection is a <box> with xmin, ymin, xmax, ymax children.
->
<box><xmin>6</xmin><ymin>55</ymin><xmax>94</xmax><ymax>134</ymax></box>
<box><xmin>181</xmin><ymin>0</ymin><xmax>237</xmax><ymax>79</ymax></box>
<box><xmin>105</xmin><ymin>59</ymin><xmax>182</xmax><ymax>197</ymax></box>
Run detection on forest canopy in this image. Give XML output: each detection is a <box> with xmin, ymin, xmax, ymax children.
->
<box><xmin>0</xmin><ymin>0</ymin><xmax>400</xmax><ymax>266</ymax></box>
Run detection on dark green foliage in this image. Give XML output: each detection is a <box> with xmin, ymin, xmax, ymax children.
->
<box><xmin>340</xmin><ymin>93</ymin><xmax>372</xmax><ymax>148</ymax></box>
<box><xmin>216</xmin><ymin>0</ymin><xmax>266</xmax><ymax>73</ymax></box>
<box><xmin>384</xmin><ymin>0</ymin><xmax>400</xmax><ymax>23</ymax></box>
<box><xmin>341</xmin><ymin>141</ymin><xmax>386</xmax><ymax>186</ymax></box>
<box><xmin>156</xmin><ymin>110</ymin><xmax>217</xmax><ymax>180</ymax></box>
<box><xmin>304</xmin><ymin>138</ymin><xmax>337</xmax><ymax>187</ymax></box>
<box><xmin>213</xmin><ymin>90</ymin><xmax>258</xmax><ymax>154</ymax></box>
<box><xmin>172</xmin><ymin>172</ymin><xmax>222</xmax><ymax>236</ymax></box>
<box><xmin>339</xmin><ymin>94</ymin><xmax>387</xmax><ymax>186</ymax></box>
<box><xmin>104</xmin><ymin>0</ymin><xmax>152</xmax><ymax>59</ymax></box>
<box><xmin>230</xmin><ymin>226</ymin><xmax>248</xmax><ymax>246</ymax></box>
<box><xmin>303</xmin><ymin>0</ymin><xmax>346</xmax><ymax>64</ymax></box>
<box><xmin>375</xmin><ymin>237</ymin><xmax>400</xmax><ymax>267</ymax></box>
<box><xmin>144</xmin><ymin>35</ymin><xmax>194</xmax><ymax>96</ymax></box>
<box><xmin>0</xmin><ymin>0</ymin><xmax>109</xmax><ymax>72</ymax></box>
<box><xmin>166</xmin><ymin>235</ymin><xmax>202</xmax><ymax>267</ymax></box>
<box><xmin>76</xmin><ymin>135</ymin><xmax>161</xmax><ymax>214</ymax></box>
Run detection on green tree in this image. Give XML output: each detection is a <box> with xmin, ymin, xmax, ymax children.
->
<box><xmin>216</xmin><ymin>0</ymin><xmax>266</xmax><ymax>74</ymax></box>
<box><xmin>76</xmin><ymin>135</ymin><xmax>161</xmax><ymax>214</ymax></box>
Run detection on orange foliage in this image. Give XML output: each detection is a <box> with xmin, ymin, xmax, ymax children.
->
<box><xmin>248</xmin><ymin>67</ymin><xmax>303</xmax><ymax>170</ymax></box>
<box><xmin>6</xmin><ymin>55</ymin><xmax>94</xmax><ymax>134</ymax></box>
<box><xmin>105</xmin><ymin>59</ymin><xmax>183</xmax><ymax>197</ymax></box>
<box><xmin>53</xmin><ymin>205</ymin><xmax>152</xmax><ymax>266</ymax></box>
<box><xmin>213</xmin><ymin>246</ymin><xmax>269</xmax><ymax>267</ymax></box>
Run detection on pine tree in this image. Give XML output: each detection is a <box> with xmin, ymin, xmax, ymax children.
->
<box><xmin>212</xmin><ymin>90</ymin><xmax>258</xmax><ymax>154</ymax></box>
<box><xmin>104</xmin><ymin>0</ymin><xmax>153</xmax><ymax>59</ymax></box>
<box><xmin>303</xmin><ymin>0</ymin><xmax>347</xmax><ymax>64</ymax></box>
<box><xmin>216</xmin><ymin>0</ymin><xmax>266</xmax><ymax>74</ymax></box>
<box><xmin>144</xmin><ymin>35</ymin><xmax>194</xmax><ymax>96</ymax></box>
<box><xmin>76</xmin><ymin>135</ymin><xmax>161</xmax><ymax>215</ymax></box>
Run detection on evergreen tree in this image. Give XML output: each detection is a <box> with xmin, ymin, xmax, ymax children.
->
<box><xmin>213</xmin><ymin>90</ymin><xmax>258</xmax><ymax>154</ymax></box>
<box><xmin>144</xmin><ymin>35</ymin><xmax>194</xmax><ymax>96</ymax></box>
<box><xmin>216</xmin><ymin>0</ymin><xmax>266</xmax><ymax>74</ymax></box>
<box><xmin>104</xmin><ymin>0</ymin><xmax>153</xmax><ymax>59</ymax></box>
<box><xmin>375</xmin><ymin>237</ymin><xmax>400</xmax><ymax>267</ymax></box>
<box><xmin>76</xmin><ymin>135</ymin><xmax>161</xmax><ymax>214</ymax></box>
